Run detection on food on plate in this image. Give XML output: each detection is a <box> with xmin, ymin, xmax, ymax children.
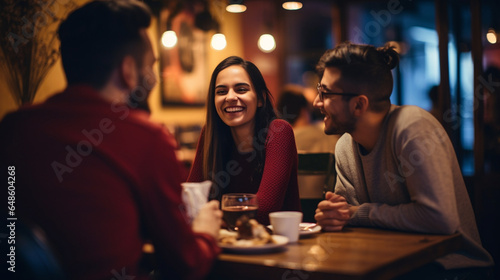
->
<box><xmin>219</xmin><ymin>216</ymin><xmax>275</xmax><ymax>246</ymax></box>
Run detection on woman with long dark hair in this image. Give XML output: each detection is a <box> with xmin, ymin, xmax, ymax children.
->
<box><xmin>188</xmin><ymin>56</ymin><xmax>301</xmax><ymax>225</ymax></box>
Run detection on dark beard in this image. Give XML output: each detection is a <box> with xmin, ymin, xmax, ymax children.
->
<box><xmin>324</xmin><ymin>113</ymin><xmax>357</xmax><ymax>135</ymax></box>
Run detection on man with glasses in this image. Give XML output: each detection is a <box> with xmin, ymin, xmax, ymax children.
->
<box><xmin>313</xmin><ymin>42</ymin><xmax>493</xmax><ymax>279</ymax></box>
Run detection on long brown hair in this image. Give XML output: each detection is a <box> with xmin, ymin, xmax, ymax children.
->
<box><xmin>202</xmin><ymin>56</ymin><xmax>276</xmax><ymax>189</ymax></box>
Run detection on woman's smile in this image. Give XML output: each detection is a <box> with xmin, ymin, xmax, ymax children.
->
<box><xmin>224</xmin><ymin>106</ymin><xmax>246</xmax><ymax>113</ymax></box>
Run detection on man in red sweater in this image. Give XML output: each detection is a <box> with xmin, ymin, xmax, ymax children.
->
<box><xmin>0</xmin><ymin>1</ymin><xmax>221</xmax><ymax>279</ymax></box>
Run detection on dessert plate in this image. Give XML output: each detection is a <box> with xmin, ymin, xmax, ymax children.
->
<box><xmin>219</xmin><ymin>230</ymin><xmax>289</xmax><ymax>254</ymax></box>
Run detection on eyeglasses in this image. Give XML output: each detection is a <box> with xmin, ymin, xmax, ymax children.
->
<box><xmin>316</xmin><ymin>83</ymin><xmax>359</xmax><ymax>101</ymax></box>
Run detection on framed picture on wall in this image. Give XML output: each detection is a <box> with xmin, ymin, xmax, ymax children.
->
<box><xmin>159</xmin><ymin>7</ymin><xmax>208</xmax><ymax>106</ymax></box>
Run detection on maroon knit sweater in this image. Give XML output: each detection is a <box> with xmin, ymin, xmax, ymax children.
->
<box><xmin>188</xmin><ymin>119</ymin><xmax>301</xmax><ymax>225</ymax></box>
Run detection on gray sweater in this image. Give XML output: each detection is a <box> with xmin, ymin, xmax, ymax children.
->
<box><xmin>334</xmin><ymin>105</ymin><xmax>493</xmax><ymax>269</ymax></box>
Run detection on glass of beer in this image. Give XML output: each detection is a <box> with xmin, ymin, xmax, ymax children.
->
<box><xmin>221</xmin><ymin>193</ymin><xmax>258</xmax><ymax>231</ymax></box>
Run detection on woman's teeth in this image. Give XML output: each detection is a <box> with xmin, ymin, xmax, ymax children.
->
<box><xmin>225</xmin><ymin>107</ymin><xmax>244</xmax><ymax>113</ymax></box>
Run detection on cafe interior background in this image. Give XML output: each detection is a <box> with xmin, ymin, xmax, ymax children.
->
<box><xmin>0</xmin><ymin>0</ymin><xmax>499</xmax><ymax>273</ymax></box>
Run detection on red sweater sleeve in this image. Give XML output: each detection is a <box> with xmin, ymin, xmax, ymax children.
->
<box><xmin>256</xmin><ymin>119</ymin><xmax>300</xmax><ymax>224</ymax></box>
<box><xmin>139</xmin><ymin>128</ymin><xmax>219</xmax><ymax>280</ymax></box>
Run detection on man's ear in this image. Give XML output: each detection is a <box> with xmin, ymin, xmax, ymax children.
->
<box><xmin>120</xmin><ymin>55</ymin><xmax>138</xmax><ymax>90</ymax></box>
<box><xmin>352</xmin><ymin>95</ymin><xmax>369</xmax><ymax>117</ymax></box>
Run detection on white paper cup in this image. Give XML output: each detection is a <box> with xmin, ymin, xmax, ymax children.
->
<box><xmin>269</xmin><ymin>211</ymin><xmax>303</xmax><ymax>243</ymax></box>
<box><xmin>181</xmin><ymin>180</ymin><xmax>212</xmax><ymax>224</ymax></box>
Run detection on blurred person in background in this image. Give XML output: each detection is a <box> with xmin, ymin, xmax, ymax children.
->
<box><xmin>277</xmin><ymin>84</ymin><xmax>339</xmax><ymax>154</ymax></box>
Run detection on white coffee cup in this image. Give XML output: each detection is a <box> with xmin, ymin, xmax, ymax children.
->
<box><xmin>269</xmin><ymin>211</ymin><xmax>303</xmax><ymax>243</ymax></box>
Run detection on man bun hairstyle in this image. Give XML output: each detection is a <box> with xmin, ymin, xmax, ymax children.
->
<box><xmin>377</xmin><ymin>45</ymin><xmax>399</xmax><ymax>70</ymax></box>
<box><xmin>316</xmin><ymin>42</ymin><xmax>399</xmax><ymax>112</ymax></box>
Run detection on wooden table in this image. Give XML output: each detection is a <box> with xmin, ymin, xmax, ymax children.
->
<box><xmin>209</xmin><ymin>227</ymin><xmax>462</xmax><ymax>280</ymax></box>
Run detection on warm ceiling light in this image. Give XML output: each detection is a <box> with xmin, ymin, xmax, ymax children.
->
<box><xmin>211</xmin><ymin>33</ymin><xmax>227</xmax><ymax>50</ymax></box>
<box><xmin>161</xmin><ymin>30</ymin><xmax>177</xmax><ymax>48</ymax></box>
<box><xmin>282</xmin><ymin>1</ymin><xmax>302</xmax><ymax>10</ymax></box>
<box><xmin>226</xmin><ymin>1</ymin><xmax>247</xmax><ymax>13</ymax></box>
<box><xmin>258</xmin><ymin>34</ymin><xmax>276</xmax><ymax>53</ymax></box>
<box><xmin>487</xmin><ymin>28</ymin><xmax>497</xmax><ymax>44</ymax></box>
